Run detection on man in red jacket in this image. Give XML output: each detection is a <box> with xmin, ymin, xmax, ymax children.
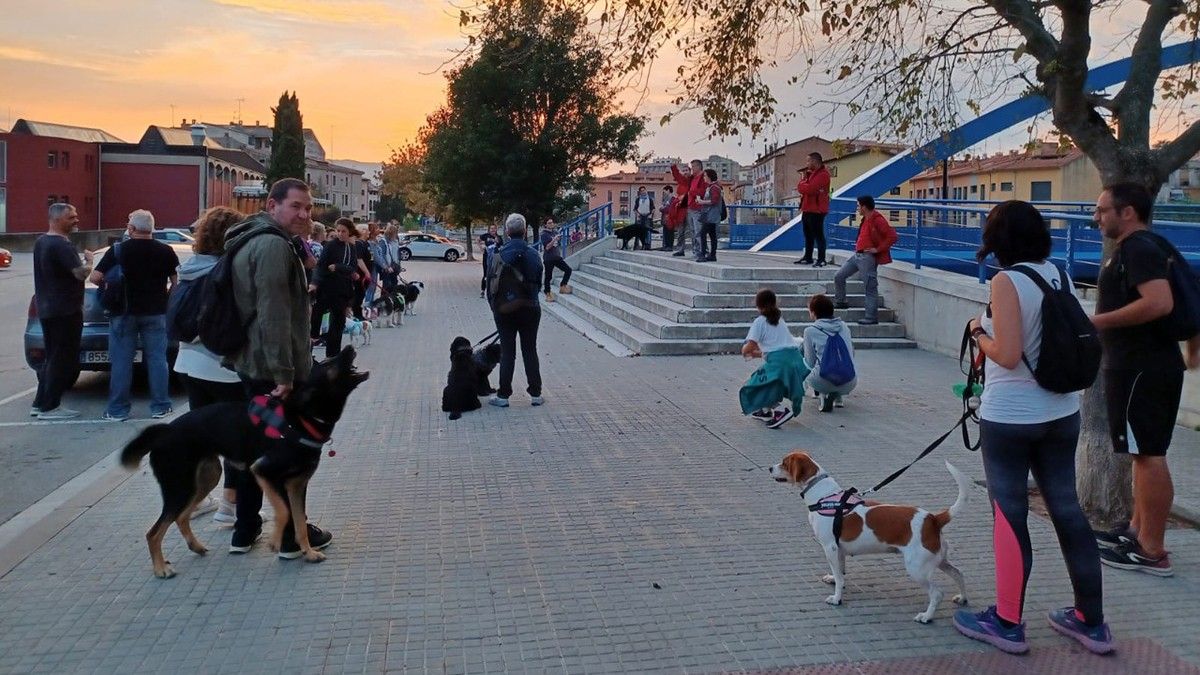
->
<box><xmin>670</xmin><ymin>159</ymin><xmax>708</xmax><ymax>257</ymax></box>
<box><xmin>794</xmin><ymin>152</ymin><xmax>832</xmax><ymax>266</ymax></box>
<box><xmin>834</xmin><ymin>195</ymin><xmax>898</xmax><ymax>325</ymax></box>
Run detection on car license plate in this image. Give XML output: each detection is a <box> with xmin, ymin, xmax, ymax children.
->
<box><xmin>81</xmin><ymin>351</ymin><xmax>142</xmax><ymax>364</ymax></box>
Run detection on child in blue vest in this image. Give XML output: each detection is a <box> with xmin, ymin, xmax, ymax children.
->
<box><xmin>739</xmin><ymin>289</ymin><xmax>809</xmax><ymax>429</ymax></box>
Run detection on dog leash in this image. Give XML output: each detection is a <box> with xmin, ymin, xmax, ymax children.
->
<box><xmin>473</xmin><ymin>330</ymin><xmax>500</xmax><ymax>347</ymax></box>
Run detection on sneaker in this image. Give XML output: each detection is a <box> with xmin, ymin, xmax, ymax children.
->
<box><xmin>1047</xmin><ymin>607</ymin><xmax>1115</xmax><ymax>655</ymax></box>
<box><xmin>833</xmin><ymin>396</ymin><xmax>845</xmax><ymax>408</ymax></box>
<box><xmin>151</xmin><ymin>408</ymin><xmax>174</xmax><ymax>419</ymax></box>
<box><xmin>29</xmin><ymin>407</ymin><xmax>41</xmax><ymax>417</ymax></box>
<box><xmin>213</xmin><ymin>500</ymin><xmax>237</xmax><ymax>525</ymax></box>
<box><xmin>953</xmin><ymin>606</ymin><xmax>1028</xmax><ymax>654</ymax></box>
<box><xmin>279</xmin><ymin>524</ymin><xmax>333</xmax><ymax>560</ymax></box>
<box><xmin>705</xmin><ymin>255</ymin><xmax>717</xmax><ymax>262</ymax></box>
<box><xmin>38</xmin><ymin>407</ymin><xmax>80</xmax><ymax>420</ymax></box>
<box><xmin>545</xmin><ymin>292</ymin><xmax>556</xmax><ymax>302</ymax></box>
<box><xmin>479</xmin><ymin>290</ymin><xmax>485</xmax><ymax>298</ymax></box>
<box><xmin>100</xmin><ymin>412</ymin><xmax>130</xmax><ymax>422</ymax></box>
<box><xmin>857</xmin><ymin>318</ymin><xmax>879</xmax><ymax>325</ymax></box>
<box><xmin>834</xmin><ymin>301</ymin><xmax>850</xmax><ymax>310</ymax></box>
<box><xmin>559</xmin><ymin>285</ymin><xmax>572</xmax><ymax>295</ymax></box>
<box><xmin>229</xmin><ymin>526</ymin><xmax>262</xmax><ymax>554</ymax></box>
<box><xmin>819</xmin><ymin>394</ymin><xmax>835</xmax><ymax>413</ymax></box>
<box><xmin>191</xmin><ymin>496</ymin><xmax>219</xmax><ymax>518</ymax></box>
<box><xmin>751</xmin><ymin>409</ymin><xmax>774</xmax><ymax>421</ymax></box>
<box><xmin>814</xmin><ymin>260</ymin><xmax>827</xmax><ymax>267</ymax></box>
<box><xmin>530</xmin><ymin>396</ymin><xmax>545</xmax><ymax>406</ymax></box>
<box><xmin>488</xmin><ymin>396</ymin><xmax>510</xmax><ymax>408</ymax></box>
<box><xmin>672</xmin><ymin>251</ymin><xmax>686</xmax><ymax>257</ymax></box>
<box><xmin>1099</xmin><ymin>541</ymin><xmax>1173</xmax><ymax>576</ymax></box>
<box><xmin>767</xmin><ymin>408</ymin><xmax>795</xmax><ymax>429</ymax></box>
<box><xmin>1093</xmin><ymin>523</ymin><xmax>1136</xmax><ymax>550</ymax></box>
<box><xmin>794</xmin><ymin>259</ymin><xmax>812</xmax><ymax>265</ymax></box>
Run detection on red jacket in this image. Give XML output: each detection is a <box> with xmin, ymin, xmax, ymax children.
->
<box><xmin>855</xmin><ymin>210</ymin><xmax>899</xmax><ymax>265</ymax></box>
<box><xmin>672</xmin><ymin>164</ymin><xmax>708</xmax><ymax>211</ymax></box>
<box><xmin>797</xmin><ymin>166</ymin><xmax>831</xmax><ymax>214</ymax></box>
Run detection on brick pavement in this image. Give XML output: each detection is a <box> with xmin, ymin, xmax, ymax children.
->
<box><xmin>0</xmin><ymin>257</ymin><xmax>1198</xmax><ymax>674</ymax></box>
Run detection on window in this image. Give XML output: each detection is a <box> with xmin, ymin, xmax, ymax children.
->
<box><xmin>619</xmin><ymin>190</ymin><xmax>629</xmax><ymax>201</ymax></box>
<box><xmin>970</xmin><ymin>184</ymin><xmax>977</xmax><ymax>194</ymax></box>
<box><xmin>991</xmin><ymin>183</ymin><xmax>996</xmax><ymax>192</ymax></box>
<box><xmin>1000</xmin><ymin>181</ymin><xmax>1013</xmax><ymax>191</ymax></box>
<box><xmin>343</xmin><ymin>194</ymin><xmax>349</xmax><ymax>206</ymax></box>
<box><xmin>61</xmin><ymin>152</ymin><xmax>70</xmax><ymax>170</ymax></box>
<box><xmin>47</xmin><ymin>152</ymin><xmax>57</xmax><ymax>169</ymax></box>
<box><xmin>0</xmin><ymin>141</ymin><xmax>7</xmax><ymax>182</ymax></box>
<box><xmin>607</xmin><ymin>190</ymin><xmax>613</xmax><ymax>202</ymax></box>
<box><xmin>0</xmin><ymin>187</ymin><xmax>6</xmax><ymax>233</ymax></box>
<box><xmin>84</xmin><ymin>154</ymin><xmax>94</xmax><ymax>172</ymax></box>
<box><xmin>889</xmin><ymin>187</ymin><xmax>901</xmax><ymax>195</ymax></box>
<box><xmin>1030</xmin><ymin>181</ymin><xmax>1052</xmax><ymax>201</ymax></box>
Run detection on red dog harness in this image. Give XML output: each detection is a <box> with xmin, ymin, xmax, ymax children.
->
<box><xmin>247</xmin><ymin>395</ymin><xmax>333</xmax><ymax>455</ymax></box>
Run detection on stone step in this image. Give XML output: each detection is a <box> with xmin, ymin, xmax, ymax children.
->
<box><xmin>568</xmin><ymin>272</ymin><xmax>893</xmax><ymax>324</ymax></box>
<box><xmin>590</xmin><ymin>256</ymin><xmax>862</xmax><ymax>295</ymax></box>
<box><xmin>557</xmin><ymin>288</ymin><xmax>905</xmax><ymax>340</ymax></box>
<box><xmin>545</xmin><ymin>294</ymin><xmax>914</xmax><ymax>356</ymax></box>
<box><xmin>608</xmin><ymin>249</ymin><xmax>836</xmax><ymax>280</ymax></box>
<box><xmin>579</xmin><ymin>263</ymin><xmax>868</xmax><ymax>307</ymax></box>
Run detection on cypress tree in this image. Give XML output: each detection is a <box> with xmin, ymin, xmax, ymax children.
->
<box><xmin>265</xmin><ymin>91</ymin><xmax>306</xmax><ymax>187</ymax></box>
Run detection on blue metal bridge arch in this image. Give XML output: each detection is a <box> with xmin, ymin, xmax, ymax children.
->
<box><xmin>751</xmin><ymin>39</ymin><xmax>1200</xmax><ymax>251</ymax></box>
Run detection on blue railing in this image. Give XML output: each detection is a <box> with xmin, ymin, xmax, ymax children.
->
<box><xmin>728</xmin><ymin>204</ymin><xmax>799</xmax><ymax>249</ymax></box>
<box><xmin>540</xmin><ymin>202</ymin><xmax>613</xmax><ymax>257</ymax></box>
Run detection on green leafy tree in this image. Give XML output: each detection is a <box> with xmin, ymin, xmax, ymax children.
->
<box><xmin>467</xmin><ymin>0</ymin><xmax>1200</xmax><ymax>527</ymax></box>
<box><xmin>265</xmin><ymin>91</ymin><xmax>306</xmax><ymax>188</ymax></box>
<box><xmin>423</xmin><ymin>4</ymin><xmax>644</xmax><ymax>246</ymax></box>
<box><xmin>374</xmin><ymin>194</ymin><xmax>408</xmax><ymax>223</ymax></box>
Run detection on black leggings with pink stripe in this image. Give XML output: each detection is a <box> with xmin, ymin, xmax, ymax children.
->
<box><xmin>979</xmin><ymin>412</ymin><xmax>1104</xmax><ymax>625</ymax></box>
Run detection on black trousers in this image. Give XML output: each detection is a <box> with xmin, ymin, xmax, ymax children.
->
<box><xmin>495</xmin><ymin>307</ymin><xmax>542</xmax><ymax>398</ymax></box>
<box><xmin>481</xmin><ymin>256</ymin><xmax>490</xmax><ymax>292</ymax></box>
<box><xmin>802</xmin><ymin>212</ymin><xmax>827</xmax><ymax>262</ymax></box>
<box><xmin>351</xmin><ymin>281</ymin><xmax>366</xmax><ymax>320</ymax></box>
<box><xmin>699</xmin><ymin>222</ymin><xmax>718</xmax><ymax>259</ymax></box>
<box><xmin>181</xmin><ymin>374</ymin><xmax>246</xmax><ymax>490</ymax></box>
<box><xmin>636</xmin><ymin>214</ymin><xmax>653</xmax><ymax>249</ymax></box>
<box><xmin>311</xmin><ymin>295</ymin><xmax>349</xmax><ymax>358</ymax></box>
<box><xmin>543</xmin><ymin>258</ymin><xmax>572</xmax><ymax>293</ymax></box>
<box><xmin>34</xmin><ymin>311</ymin><xmax>82</xmax><ymax>412</ymax></box>
<box><xmin>662</xmin><ymin>226</ymin><xmax>676</xmax><ymax>250</ymax></box>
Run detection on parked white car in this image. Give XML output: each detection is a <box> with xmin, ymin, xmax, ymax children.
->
<box><xmin>398</xmin><ymin>233</ymin><xmax>466</xmax><ymax>262</ymax></box>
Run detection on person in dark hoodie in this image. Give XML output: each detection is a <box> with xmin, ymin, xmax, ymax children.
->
<box><xmin>487</xmin><ymin>213</ymin><xmax>544</xmax><ymax>408</ymax></box>
<box><xmin>309</xmin><ymin>218</ymin><xmax>360</xmax><ymax>357</ymax></box>
<box><xmin>224</xmin><ymin>178</ymin><xmax>332</xmax><ymax>559</ymax></box>
<box><xmin>172</xmin><ymin>206</ymin><xmax>247</xmax><ymax>525</ymax></box>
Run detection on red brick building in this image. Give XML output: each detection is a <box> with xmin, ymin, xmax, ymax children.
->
<box><xmin>0</xmin><ymin>120</ymin><xmax>120</xmax><ymax>233</ymax></box>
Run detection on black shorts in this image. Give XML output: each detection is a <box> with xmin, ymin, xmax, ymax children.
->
<box><xmin>1104</xmin><ymin>368</ymin><xmax>1183</xmax><ymax>457</ymax></box>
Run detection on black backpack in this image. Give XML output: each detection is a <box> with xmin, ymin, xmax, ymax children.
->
<box><xmin>487</xmin><ymin>250</ymin><xmax>536</xmax><ymax>315</ymax></box>
<box><xmin>166</xmin><ymin>272</ymin><xmax>205</xmax><ymax>342</ymax></box>
<box><xmin>197</xmin><ymin>228</ymin><xmax>290</xmax><ymax>357</ymax></box>
<box><xmin>99</xmin><ymin>242</ymin><xmax>129</xmax><ymax>315</ymax></box>
<box><xmin>1007</xmin><ymin>264</ymin><xmax>1101</xmax><ymax>394</ymax></box>
<box><xmin>1124</xmin><ymin>230</ymin><xmax>1200</xmax><ymax>341</ymax></box>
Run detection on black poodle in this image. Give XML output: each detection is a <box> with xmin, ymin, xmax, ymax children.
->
<box><xmin>441</xmin><ymin>336</ymin><xmax>482</xmax><ymax>420</ymax></box>
<box><xmin>472</xmin><ymin>342</ymin><xmax>502</xmax><ymax>395</ymax></box>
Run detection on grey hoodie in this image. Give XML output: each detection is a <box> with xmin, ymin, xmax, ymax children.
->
<box><xmin>802</xmin><ymin>317</ymin><xmax>855</xmax><ymax>370</ymax></box>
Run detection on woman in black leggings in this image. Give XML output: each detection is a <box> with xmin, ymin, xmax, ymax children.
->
<box><xmin>953</xmin><ymin>201</ymin><xmax>1112</xmax><ymax>655</ymax></box>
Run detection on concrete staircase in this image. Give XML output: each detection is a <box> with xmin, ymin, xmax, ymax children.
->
<box><xmin>543</xmin><ymin>248</ymin><xmax>916</xmax><ymax>355</ymax></box>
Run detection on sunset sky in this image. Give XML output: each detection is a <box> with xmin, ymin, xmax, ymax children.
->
<box><xmin>1</xmin><ymin>1</ymin><xmax>1191</xmax><ymax>168</ymax></box>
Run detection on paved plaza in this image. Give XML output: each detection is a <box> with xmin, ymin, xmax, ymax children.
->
<box><xmin>1</xmin><ymin>256</ymin><xmax>1199</xmax><ymax>674</ymax></box>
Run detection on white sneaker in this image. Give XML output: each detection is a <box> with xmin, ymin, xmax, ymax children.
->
<box><xmin>38</xmin><ymin>407</ymin><xmax>80</xmax><ymax>420</ymax></box>
<box><xmin>488</xmin><ymin>396</ymin><xmax>510</xmax><ymax>408</ymax></box>
<box><xmin>30</xmin><ymin>407</ymin><xmax>41</xmax><ymax>417</ymax></box>
<box><xmin>531</xmin><ymin>396</ymin><xmax>545</xmax><ymax>406</ymax></box>
<box><xmin>212</xmin><ymin>499</ymin><xmax>237</xmax><ymax>525</ymax></box>
<box><xmin>191</xmin><ymin>496</ymin><xmax>219</xmax><ymax>518</ymax></box>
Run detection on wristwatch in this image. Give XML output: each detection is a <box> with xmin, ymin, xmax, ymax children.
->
<box><xmin>971</xmin><ymin>326</ymin><xmax>988</xmax><ymax>340</ymax></box>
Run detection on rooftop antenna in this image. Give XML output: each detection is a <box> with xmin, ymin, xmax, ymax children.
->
<box><xmin>170</xmin><ymin>103</ymin><xmax>176</xmax><ymax>126</ymax></box>
<box><xmin>236</xmin><ymin>97</ymin><xmax>245</xmax><ymax>124</ymax></box>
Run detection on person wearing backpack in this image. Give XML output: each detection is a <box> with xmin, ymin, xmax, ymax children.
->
<box><xmin>90</xmin><ymin>209</ymin><xmax>179</xmax><ymax>422</ymax></box>
<box><xmin>953</xmin><ymin>201</ymin><xmax>1112</xmax><ymax>656</ymax></box>
<box><xmin>171</xmin><ymin>206</ymin><xmax>246</xmax><ymax>523</ymax></box>
<box><xmin>223</xmin><ymin>178</ymin><xmax>332</xmax><ymax>558</ymax></box>
<box><xmin>738</xmin><ymin>289</ymin><xmax>809</xmax><ymax>429</ymax></box>
<box><xmin>1091</xmin><ymin>182</ymin><xmax>1200</xmax><ymax>578</ymax></box>
<box><xmin>834</xmin><ymin>196</ymin><xmax>898</xmax><ymax>325</ymax></box>
<box><xmin>694</xmin><ymin>169</ymin><xmax>723</xmax><ymax>262</ymax></box>
<box><xmin>486</xmin><ymin>213</ymin><xmax>545</xmax><ymax>407</ymax></box>
<box><xmin>801</xmin><ymin>294</ymin><xmax>856</xmax><ymax>412</ymax></box>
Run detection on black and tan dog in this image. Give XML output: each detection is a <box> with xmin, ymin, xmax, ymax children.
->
<box><xmin>120</xmin><ymin>347</ymin><xmax>369</xmax><ymax>578</ymax></box>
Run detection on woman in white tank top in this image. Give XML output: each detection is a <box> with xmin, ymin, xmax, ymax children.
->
<box><xmin>954</xmin><ymin>201</ymin><xmax>1111</xmax><ymax>655</ymax></box>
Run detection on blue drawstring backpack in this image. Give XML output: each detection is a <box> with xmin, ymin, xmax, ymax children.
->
<box><xmin>818</xmin><ymin>327</ymin><xmax>855</xmax><ymax>386</ymax></box>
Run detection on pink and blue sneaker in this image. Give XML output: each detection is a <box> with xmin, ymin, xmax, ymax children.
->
<box><xmin>1047</xmin><ymin>607</ymin><xmax>1114</xmax><ymax>654</ymax></box>
<box><xmin>953</xmin><ymin>605</ymin><xmax>1028</xmax><ymax>654</ymax></box>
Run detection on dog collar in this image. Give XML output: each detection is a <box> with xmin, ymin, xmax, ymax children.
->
<box><xmin>798</xmin><ymin>472</ymin><xmax>830</xmax><ymax>499</ymax></box>
<box><xmin>248</xmin><ymin>395</ymin><xmax>329</xmax><ymax>450</ymax></box>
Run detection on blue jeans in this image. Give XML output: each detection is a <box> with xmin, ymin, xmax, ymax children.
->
<box><xmin>107</xmin><ymin>314</ymin><xmax>171</xmax><ymax>417</ymax></box>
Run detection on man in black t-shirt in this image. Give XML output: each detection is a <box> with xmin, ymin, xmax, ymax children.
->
<box><xmin>90</xmin><ymin>209</ymin><xmax>179</xmax><ymax>421</ymax></box>
<box><xmin>1091</xmin><ymin>183</ymin><xmax>1197</xmax><ymax>578</ymax></box>
<box><xmin>32</xmin><ymin>203</ymin><xmax>94</xmax><ymax>420</ymax></box>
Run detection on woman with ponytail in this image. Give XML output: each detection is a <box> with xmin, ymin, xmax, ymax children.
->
<box><xmin>738</xmin><ymin>288</ymin><xmax>809</xmax><ymax>429</ymax></box>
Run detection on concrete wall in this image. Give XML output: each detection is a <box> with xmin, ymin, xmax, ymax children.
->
<box><xmin>870</xmin><ymin>252</ymin><xmax>1200</xmax><ymax>428</ymax></box>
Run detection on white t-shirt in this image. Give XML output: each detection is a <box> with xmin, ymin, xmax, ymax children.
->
<box><xmin>979</xmin><ymin>260</ymin><xmax>1081</xmax><ymax>424</ymax></box>
<box><xmin>745</xmin><ymin>315</ymin><xmax>796</xmax><ymax>353</ymax></box>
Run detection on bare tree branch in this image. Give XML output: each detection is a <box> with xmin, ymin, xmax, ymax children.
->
<box><xmin>1112</xmin><ymin>0</ymin><xmax>1187</xmax><ymax>145</ymax></box>
<box><xmin>1154</xmin><ymin>117</ymin><xmax>1200</xmax><ymax>180</ymax></box>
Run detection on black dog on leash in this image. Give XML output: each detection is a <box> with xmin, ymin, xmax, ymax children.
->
<box><xmin>442</xmin><ymin>336</ymin><xmax>482</xmax><ymax>420</ymax></box>
<box><xmin>614</xmin><ymin>224</ymin><xmax>656</xmax><ymax>249</ymax></box>
<box><xmin>473</xmin><ymin>342</ymin><xmax>502</xmax><ymax>395</ymax></box>
<box><xmin>120</xmin><ymin>347</ymin><xmax>369</xmax><ymax>578</ymax></box>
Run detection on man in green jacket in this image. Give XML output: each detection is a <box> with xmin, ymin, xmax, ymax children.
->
<box><xmin>225</xmin><ymin>178</ymin><xmax>333</xmax><ymax>558</ymax></box>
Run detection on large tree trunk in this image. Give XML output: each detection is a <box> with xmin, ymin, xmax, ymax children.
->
<box><xmin>464</xmin><ymin>219</ymin><xmax>475</xmax><ymax>261</ymax></box>
<box><xmin>1076</xmin><ymin>372</ymin><xmax>1133</xmax><ymax>528</ymax></box>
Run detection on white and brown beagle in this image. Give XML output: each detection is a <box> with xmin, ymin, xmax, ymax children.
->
<box><xmin>769</xmin><ymin>450</ymin><xmax>971</xmax><ymax>624</ymax></box>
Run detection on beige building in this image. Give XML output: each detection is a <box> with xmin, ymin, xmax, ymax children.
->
<box><xmin>904</xmin><ymin>143</ymin><xmax>1103</xmax><ymax>203</ymax></box>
